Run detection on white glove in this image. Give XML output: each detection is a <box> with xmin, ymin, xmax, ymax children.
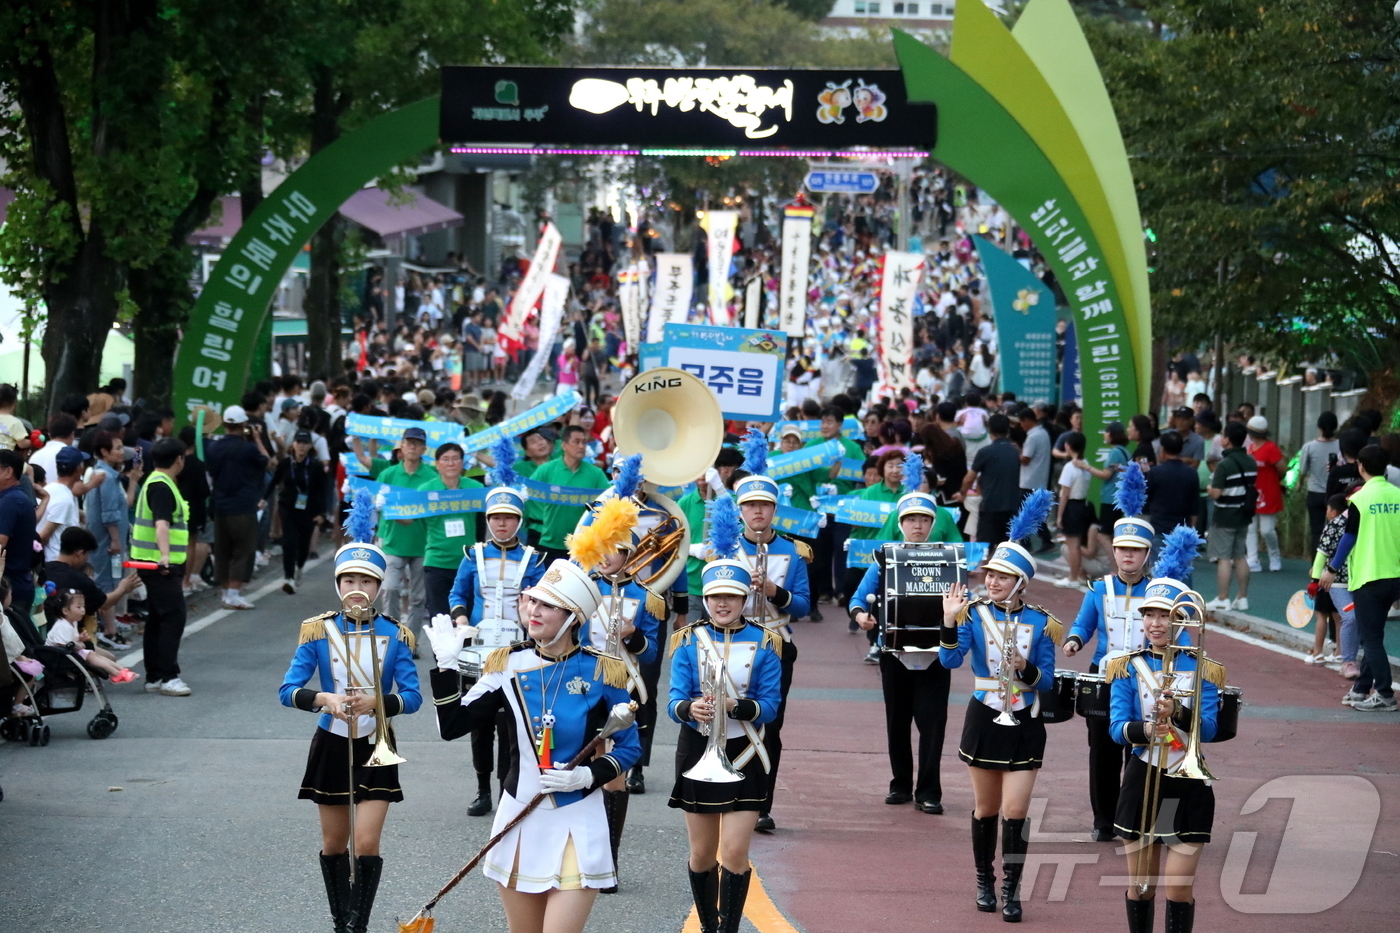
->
<box><xmin>424</xmin><ymin>613</ymin><xmax>471</xmax><ymax>670</ymax></box>
<box><xmin>538</xmin><ymin>767</ymin><xmax>594</xmax><ymax>794</ymax></box>
<box><xmin>704</xmin><ymin>467</ymin><xmax>723</xmax><ymax>493</ymax></box>
<box><xmin>817</xmin><ymin>512</ymin><xmax>828</xmax><ymax>529</ymax></box>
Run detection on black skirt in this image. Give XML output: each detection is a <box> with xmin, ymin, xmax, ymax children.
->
<box><xmin>668</xmin><ymin>724</ymin><xmax>770</xmax><ymax>813</ymax></box>
<box><xmin>299</xmin><ymin>725</ymin><xmax>404</xmax><ymax>805</ymax></box>
<box><xmin>1114</xmin><ymin>755</ymin><xmax>1215</xmax><ymax>843</ymax></box>
<box><xmin>958</xmin><ymin>697</ymin><xmax>1047</xmax><ymax>771</ymax></box>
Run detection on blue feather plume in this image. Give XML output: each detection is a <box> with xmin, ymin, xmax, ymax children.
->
<box><xmin>344</xmin><ymin>487</ymin><xmax>377</xmax><ymax>544</ymax></box>
<box><xmin>487</xmin><ymin>435</ymin><xmax>519</xmax><ymax>489</ymax></box>
<box><xmin>901</xmin><ymin>452</ymin><xmax>924</xmax><ymax>495</ymax></box>
<box><xmin>612</xmin><ymin>453</ymin><xmax>645</xmax><ymax>499</ymax></box>
<box><xmin>709</xmin><ymin>492</ymin><xmax>742</xmax><ymax>560</ymax></box>
<box><xmin>741</xmin><ymin>428</ymin><xmax>768</xmax><ymax>476</ymax></box>
<box><xmin>1113</xmin><ymin>460</ymin><xmax>1147</xmax><ymax>519</ymax></box>
<box><xmin>1008</xmin><ymin>488</ymin><xmax>1054</xmax><ymax>544</ymax></box>
<box><xmin>1151</xmin><ymin>525</ymin><xmax>1200</xmax><ymax>582</ymax></box>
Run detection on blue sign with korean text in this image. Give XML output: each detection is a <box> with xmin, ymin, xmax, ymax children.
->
<box><xmin>805</xmin><ymin>171</ymin><xmax>879</xmax><ymax>194</ymax></box>
<box><xmin>661</xmin><ymin>323</ymin><xmax>787</xmax><ymax>422</ymax></box>
<box><xmin>974</xmin><ymin>236</ymin><xmax>1058</xmax><ymax>405</ymax></box>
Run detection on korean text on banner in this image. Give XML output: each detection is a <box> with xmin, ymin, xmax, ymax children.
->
<box><xmin>1061</xmin><ymin>320</ymin><xmax>1081</xmax><ymax>404</ymax></box>
<box><xmin>779</xmin><ymin>203</ymin><xmax>815</xmax><ymax>337</ymax></box>
<box><xmin>974</xmin><ymin>236</ymin><xmax>1057</xmax><ymax>404</ymax></box>
<box><xmin>877</xmin><ymin>251</ymin><xmax>924</xmax><ymax>393</ymax></box>
<box><xmin>462</xmin><ymin>389</ymin><xmax>581</xmax><ymax>456</ymax></box>
<box><xmin>646</xmin><ymin>253</ymin><xmax>694</xmax><ymax>343</ymax></box>
<box><xmin>706</xmin><ymin>210</ymin><xmax>738</xmax><ymax>324</ymax></box>
<box><xmin>346</xmin><ymin>415</ymin><xmax>464</xmax><ymax>445</ymax></box>
<box><xmin>499</xmin><ymin>222</ymin><xmax>562</xmax><ymax>355</ymax></box>
<box><xmin>661</xmin><ymin>322</ymin><xmax>786</xmax><ymax>422</ymax></box>
<box><xmin>618</xmin><ymin>259</ymin><xmax>647</xmax><ymax>352</ymax></box>
<box><xmin>347</xmin><ymin>475</ymin><xmax>486</xmax><ymax>519</ymax></box>
<box><xmin>511</xmin><ymin>273</ymin><xmax>571</xmax><ymax>400</ymax></box>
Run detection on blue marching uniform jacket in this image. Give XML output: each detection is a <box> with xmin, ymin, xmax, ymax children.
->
<box><xmin>939</xmin><ymin>598</ymin><xmax>1060</xmax><ymax>713</ymax></box>
<box><xmin>279</xmin><ymin>612</ymin><xmax>423</xmax><ymax>729</ymax></box>
<box><xmin>735</xmin><ymin>533</ymin><xmax>812</xmax><ymax>638</ymax></box>
<box><xmin>447</xmin><ymin>539</ymin><xmax>547</xmax><ymax>627</ymax></box>
<box><xmin>580</xmin><ymin>576</ymin><xmax>663</xmax><ymax>668</ymax></box>
<box><xmin>429</xmin><ymin>643</ymin><xmax>641</xmax><ymax>807</ymax></box>
<box><xmin>668</xmin><ymin>621</ymin><xmax>783</xmax><ymax>732</ymax></box>
<box><xmin>1108</xmin><ymin>648</ymin><xmax>1221</xmax><ymax>759</ymax></box>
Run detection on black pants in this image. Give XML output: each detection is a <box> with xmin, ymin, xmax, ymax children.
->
<box><xmin>813</xmin><ymin>522</ymin><xmax>837</xmax><ymax>600</ymax></box>
<box><xmin>634</xmin><ymin>647</ymin><xmax>664</xmax><ymax>768</ymax></box>
<box><xmin>473</xmin><ymin>707</ymin><xmax>511</xmax><ymax>779</ymax></box>
<box><xmin>829</xmin><ymin>523</ymin><xmax>851</xmax><ymax>599</ymax></box>
<box><xmin>761</xmin><ymin>639</ymin><xmax>798</xmax><ymax>812</ymax></box>
<box><xmin>840</xmin><ymin>566</ymin><xmax>878</xmax><ymax>643</ymax></box>
<box><xmin>423</xmin><ymin>565</ymin><xmax>458</xmax><ymax>619</ymax></box>
<box><xmin>977</xmin><ymin>510</ymin><xmax>1013</xmax><ymax>547</ymax></box>
<box><xmin>1085</xmin><ymin>703</ymin><xmax>1130</xmax><ymax>831</ymax></box>
<box><xmin>879</xmin><ymin>652</ymin><xmax>950</xmax><ymax>803</ymax></box>
<box><xmin>140</xmin><ymin>569</ymin><xmax>187</xmax><ymax>683</ymax></box>
<box><xmin>1018</xmin><ymin>488</ymin><xmax>1054</xmax><ymax>549</ymax></box>
<box><xmin>1305</xmin><ymin>491</ymin><xmax>1328</xmax><ymax>554</ymax></box>
<box><xmin>1353</xmin><ymin>577</ymin><xmax>1400</xmax><ymax>698</ymax></box>
<box><xmin>279</xmin><ymin>506</ymin><xmax>315</xmax><ymax>580</ymax></box>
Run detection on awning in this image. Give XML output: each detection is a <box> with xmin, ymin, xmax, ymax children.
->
<box><xmin>339</xmin><ymin>187</ymin><xmax>464</xmax><ymax>238</ymax></box>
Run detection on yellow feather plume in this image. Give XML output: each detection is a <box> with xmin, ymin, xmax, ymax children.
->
<box><xmin>567</xmin><ymin>496</ymin><xmax>640</xmax><ymax>571</ymax></box>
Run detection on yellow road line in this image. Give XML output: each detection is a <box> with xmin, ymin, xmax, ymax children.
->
<box><xmin>680</xmin><ymin>865</ymin><xmax>798</xmax><ymax>933</ymax></box>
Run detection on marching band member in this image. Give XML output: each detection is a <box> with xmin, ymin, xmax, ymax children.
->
<box><xmin>728</xmin><ymin>429</ymin><xmax>812</xmax><ymax>833</ymax></box>
<box><xmin>850</xmin><ymin>464</ymin><xmax>961</xmax><ymax>813</ymax></box>
<box><xmin>447</xmin><ymin>478</ymin><xmax>546</xmax><ymax>817</ymax></box>
<box><xmin>941</xmin><ymin>489</ymin><xmax>1060</xmax><ymax>923</ymax></box>
<box><xmin>1062</xmin><ymin>463</ymin><xmax>1155</xmax><ymax>841</ymax></box>
<box><xmin>1108</xmin><ymin>526</ymin><xmax>1222</xmax><ymax>933</ymax></box>
<box><xmin>423</xmin><ymin>499</ymin><xmax>642</xmax><ymax>933</ymax></box>
<box><xmin>280</xmin><ymin>492</ymin><xmax>422</xmax><ymax>933</ymax></box>
<box><xmin>670</xmin><ymin>491</ymin><xmax>783</xmax><ymax>933</ymax></box>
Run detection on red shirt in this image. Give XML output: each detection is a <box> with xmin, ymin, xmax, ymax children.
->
<box><xmin>1249</xmin><ymin>439</ymin><xmax>1284</xmax><ymax>514</ymax></box>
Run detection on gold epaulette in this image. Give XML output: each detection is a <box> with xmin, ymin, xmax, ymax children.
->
<box><xmin>377</xmin><ymin>613</ymin><xmax>416</xmax><ymax>652</ymax></box>
<box><xmin>483</xmin><ymin>642</ymin><xmax>528</xmax><ymax>674</ymax></box>
<box><xmin>670</xmin><ymin>623</ymin><xmax>697</xmax><ymax>653</ymax></box>
<box><xmin>956</xmin><ymin>596</ymin><xmax>988</xmax><ymax>625</ymax></box>
<box><xmin>1025</xmin><ymin>605</ymin><xmax>1064</xmax><ymax>645</ymax></box>
<box><xmin>792</xmin><ymin>538</ymin><xmax>814</xmax><ymax>563</ymax></box>
<box><xmin>584</xmin><ymin>646</ymin><xmax>630</xmax><ymax>689</ymax></box>
<box><xmin>1103</xmin><ymin>651</ymin><xmax>1138</xmax><ymax>683</ymax></box>
<box><xmin>1199</xmin><ymin>657</ymin><xmax>1227</xmax><ymax>688</ymax></box>
<box><xmin>758</xmin><ymin>625</ymin><xmax>783</xmax><ymax>653</ymax></box>
<box><xmin>644</xmin><ymin>586</ymin><xmax>668</xmax><ymax>620</ymax></box>
<box><xmin>297</xmin><ymin>611</ymin><xmax>337</xmax><ymax>645</ymax></box>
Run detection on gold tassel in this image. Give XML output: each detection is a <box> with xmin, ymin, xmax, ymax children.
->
<box><xmin>1103</xmin><ymin>653</ymin><xmax>1133</xmax><ymax>682</ymax></box>
<box><xmin>794</xmin><ymin>539</ymin><xmax>814</xmax><ymax>563</ymax></box>
<box><xmin>1041</xmin><ymin>613</ymin><xmax>1064</xmax><ymax>646</ymax></box>
<box><xmin>1200</xmin><ymin>657</ymin><xmax>1227</xmax><ymax>688</ymax></box>
<box><xmin>584</xmin><ymin>647</ymin><xmax>630</xmax><ymax>689</ymax></box>
<box><xmin>644</xmin><ymin>588</ymin><xmax>667</xmax><ymax>620</ymax></box>
<box><xmin>483</xmin><ymin>645</ymin><xmax>514</xmax><ymax>674</ymax></box>
<box><xmin>762</xmin><ymin>628</ymin><xmax>783</xmax><ymax>653</ymax></box>
<box><xmin>669</xmin><ymin>626</ymin><xmax>694</xmax><ymax>654</ymax></box>
<box><xmin>298</xmin><ymin>611</ymin><xmax>335</xmax><ymax>645</ymax></box>
<box><xmin>395</xmin><ymin>622</ymin><xmax>416</xmax><ymax>652</ymax></box>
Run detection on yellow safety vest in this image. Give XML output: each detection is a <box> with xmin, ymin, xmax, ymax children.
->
<box><xmin>131</xmin><ymin>471</ymin><xmax>189</xmax><ymax>565</ymax></box>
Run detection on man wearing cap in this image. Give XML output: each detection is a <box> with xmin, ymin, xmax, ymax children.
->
<box><xmin>274</xmin><ymin>397</ymin><xmax>303</xmax><ymax>456</ymax></box>
<box><xmin>1155</xmin><ymin>408</ymin><xmax>1205</xmax><ymax>469</ymax></box>
<box><xmin>1062</xmin><ymin>515</ymin><xmax>1155</xmax><ymax>841</ymax></box>
<box><xmin>206</xmin><ymin>404</ymin><xmax>270</xmax><ymax>610</ymax></box>
<box><xmin>526</xmin><ymin>425</ymin><xmax>609</xmax><ymax>567</ymax></box>
<box><xmin>38</xmin><ymin>445</ymin><xmax>87</xmax><ymax>562</ymax></box>
<box><xmin>730</xmin><ymin>472</ymin><xmax>812</xmax><ymax>833</ymax></box>
<box><xmin>849</xmin><ymin>492</ymin><xmax>960</xmax><ymax>815</ymax></box>
<box><xmin>376</xmin><ymin>426</ymin><xmax>439</xmax><ymax>647</ymax></box>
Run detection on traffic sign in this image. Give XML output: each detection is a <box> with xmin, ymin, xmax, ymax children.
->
<box><xmin>805</xmin><ymin>170</ymin><xmax>880</xmax><ymax>194</ymax></box>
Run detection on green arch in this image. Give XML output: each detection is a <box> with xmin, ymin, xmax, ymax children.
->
<box><xmin>172</xmin><ymin>97</ymin><xmax>440</xmax><ymax>418</ymax></box>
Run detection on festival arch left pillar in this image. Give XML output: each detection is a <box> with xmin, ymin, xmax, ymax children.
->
<box><xmin>172</xmin><ymin>97</ymin><xmax>441</xmax><ymax>417</ymax></box>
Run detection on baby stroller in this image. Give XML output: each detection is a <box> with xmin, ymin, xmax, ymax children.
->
<box><xmin>2</xmin><ymin>643</ymin><xmax>120</xmax><ymax>745</ymax></box>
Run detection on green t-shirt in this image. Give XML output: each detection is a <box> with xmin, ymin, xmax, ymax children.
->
<box><xmin>421</xmin><ymin>475</ymin><xmax>483</xmax><ymax>569</ymax></box>
<box><xmin>677</xmin><ymin>490</ymin><xmax>708</xmax><ymax>599</ymax></box>
<box><xmin>849</xmin><ymin>482</ymin><xmax>903</xmax><ymax>540</ymax></box>
<box><xmin>875</xmin><ymin>503</ymin><xmax>963</xmax><ymax>543</ymax></box>
<box><xmin>375</xmin><ymin>460</ymin><xmax>440</xmax><ymax>557</ymax></box>
<box><xmin>527</xmin><ymin>457</ymin><xmax>610</xmax><ymax>549</ymax></box>
<box><xmin>803</xmin><ymin>435</ymin><xmax>866</xmax><ymax>495</ymax></box>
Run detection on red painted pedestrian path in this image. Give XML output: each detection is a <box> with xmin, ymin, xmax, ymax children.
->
<box><xmin>744</xmin><ymin>578</ymin><xmax>1400</xmax><ymax>933</ymax></box>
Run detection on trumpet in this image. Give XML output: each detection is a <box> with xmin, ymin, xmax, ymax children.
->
<box><xmin>682</xmin><ymin>647</ymin><xmax>743</xmax><ymax>783</ymax></box>
<box><xmin>993</xmin><ymin>615</ymin><xmax>1020</xmax><ymax>727</ymax></box>
<box><xmin>751</xmin><ymin>539</ymin><xmax>769</xmax><ymax>620</ymax></box>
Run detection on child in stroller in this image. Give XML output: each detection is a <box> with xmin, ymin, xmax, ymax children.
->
<box><xmin>44</xmin><ymin>586</ymin><xmax>138</xmax><ymax>684</ymax></box>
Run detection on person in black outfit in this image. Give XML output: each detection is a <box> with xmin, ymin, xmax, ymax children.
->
<box><xmin>176</xmin><ymin>426</ymin><xmax>212</xmax><ymax>595</ymax></box>
<box><xmin>267</xmin><ymin>430</ymin><xmax>328</xmax><ymax>595</ymax></box>
<box><xmin>1144</xmin><ymin>432</ymin><xmax>1199</xmax><ymax>559</ymax></box>
<box><xmin>139</xmin><ymin>438</ymin><xmax>192</xmax><ymax>696</ymax></box>
<box><xmin>958</xmin><ymin>414</ymin><xmax>1021</xmax><ymax>547</ymax></box>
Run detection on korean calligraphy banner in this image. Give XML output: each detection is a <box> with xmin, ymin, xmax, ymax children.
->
<box><xmin>876</xmin><ymin>251</ymin><xmax>924</xmax><ymax>393</ymax></box>
<box><xmin>498</xmin><ymin>222</ymin><xmax>562</xmax><ymax>356</ymax></box>
<box><xmin>779</xmin><ymin>203</ymin><xmax>815</xmax><ymax>337</ymax></box>
<box><xmin>974</xmin><ymin>236</ymin><xmax>1057</xmax><ymax>404</ymax></box>
<box><xmin>705</xmin><ymin>211</ymin><xmax>738</xmax><ymax>324</ymax></box>
<box><xmin>617</xmin><ymin>259</ymin><xmax>646</xmax><ymax>352</ymax></box>
<box><xmin>511</xmin><ymin>273</ymin><xmax>570</xmax><ymax>400</ymax></box>
<box><xmin>646</xmin><ymin>253</ymin><xmax>693</xmax><ymax>342</ymax></box>
<box><xmin>345</xmin><ymin>414</ymin><xmax>465</xmax><ymax>445</ymax></box>
<box><xmin>773</xmin><ymin>506</ymin><xmax>821</xmax><ymax>539</ymax></box>
<box><xmin>347</xmin><ymin>475</ymin><xmax>486</xmax><ymax>519</ymax></box>
<box><xmin>459</xmin><ymin>389</ymin><xmax>582</xmax><ymax>455</ymax></box>
<box><xmin>1061</xmin><ymin>320</ymin><xmax>1081</xmax><ymax>404</ymax></box>
<box><xmin>661</xmin><ymin>322</ymin><xmax>786</xmax><ymax>422</ymax></box>
<box><xmin>766</xmin><ymin>438</ymin><xmax>844</xmax><ymax>480</ymax></box>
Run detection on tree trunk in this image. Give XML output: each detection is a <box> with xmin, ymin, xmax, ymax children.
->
<box><xmin>129</xmin><ymin>266</ymin><xmax>186</xmax><ymax>407</ymax></box>
<box><xmin>303</xmin><ymin>68</ymin><xmax>346</xmax><ymax>382</ymax></box>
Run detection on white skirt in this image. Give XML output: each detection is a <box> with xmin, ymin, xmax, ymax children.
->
<box><xmin>481</xmin><ymin>789</ymin><xmax>615</xmax><ymax>893</ymax></box>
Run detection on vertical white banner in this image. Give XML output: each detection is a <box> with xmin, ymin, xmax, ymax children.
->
<box><xmin>499</xmin><ymin>223</ymin><xmax>562</xmax><ymax>352</ymax></box>
<box><xmin>646</xmin><ymin>253</ymin><xmax>693</xmax><ymax>343</ymax></box>
<box><xmin>878</xmin><ymin>251</ymin><xmax>925</xmax><ymax>393</ymax></box>
<box><xmin>617</xmin><ymin>258</ymin><xmax>647</xmax><ymax>352</ymax></box>
<box><xmin>779</xmin><ymin>205</ymin><xmax>814</xmax><ymax>338</ymax></box>
<box><xmin>511</xmin><ymin>273</ymin><xmax>570</xmax><ymax>400</ymax></box>
<box><xmin>706</xmin><ymin>210</ymin><xmax>738</xmax><ymax>323</ymax></box>
<box><xmin>743</xmin><ymin>276</ymin><xmax>762</xmax><ymax>330</ymax></box>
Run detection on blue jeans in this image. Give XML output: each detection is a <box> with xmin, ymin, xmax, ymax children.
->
<box><xmin>1330</xmin><ymin>584</ymin><xmax>1358</xmax><ymax>662</ymax></box>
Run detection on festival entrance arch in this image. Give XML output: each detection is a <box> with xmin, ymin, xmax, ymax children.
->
<box><xmin>173</xmin><ymin>0</ymin><xmax>1151</xmax><ymax>452</ymax></box>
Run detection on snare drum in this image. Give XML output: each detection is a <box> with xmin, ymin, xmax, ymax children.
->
<box><xmin>1041</xmin><ymin>670</ymin><xmax>1079</xmax><ymax>723</ymax></box>
<box><xmin>1213</xmin><ymin>686</ymin><xmax>1241</xmax><ymax>742</ymax></box>
<box><xmin>457</xmin><ymin>646</ymin><xmax>484</xmax><ymax>682</ymax></box>
<box><xmin>1075</xmin><ymin>671</ymin><xmax>1111</xmax><ymax>718</ymax></box>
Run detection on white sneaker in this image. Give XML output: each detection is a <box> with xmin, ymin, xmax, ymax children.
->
<box><xmin>1246</xmin><ymin>560</ymin><xmax>1262</xmax><ymax>573</ymax></box>
<box><xmin>254</xmin><ymin>552</ymin><xmax>269</xmax><ymax>569</ymax></box>
<box><xmin>182</xmin><ymin>585</ymin><xmax>195</xmax><ymax>597</ymax></box>
<box><xmin>1053</xmin><ymin>577</ymin><xmax>1081</xmax><ymax>589</ymax></box>
<box><xmin>189</xmin><ymin>578</ymin><xmax>210</xmax><ymax>592</ymax></box>
<box><xmin>1232</xmin><ymin>597</ymin><xmax>1250</xmax><ymax>611</ymax></box>
<box><xmin>160</xmin><ymin>678</ymin><xmax>192</xmax><ymax>697</ymax></box>
<box><xmin>1268</xmin><ymin>559</ymin><xmax>1282</xmax><ymax>572</ymax></box>
<box><xmin>282</xmin><ymin>579</ymin><xmax>296</xmax><ymax>595</ymax></box>
<box><xmin>1206</xmin><ymin>598</ymin><xmax>1231</xmax><ymax>611</ymax></box>
<box><xmin>223</xmin><ymin>594</ymin><xmax>255</xmax><ymax>610</ymax></box>
<box><xmin>145</xmin><ymin>679</ymin><xmax>165</xmax><ymax>693</ymax></box>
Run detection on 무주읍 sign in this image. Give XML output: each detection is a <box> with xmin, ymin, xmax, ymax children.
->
<box><xmin>805</xmin><ymin>170</ymin><xmax>879</xmax><ymax>194</ymax></box>
<box><xmin>661</xmin><ymin>323</ymin><xmax>787</xmax><ymax>422</ymax></box>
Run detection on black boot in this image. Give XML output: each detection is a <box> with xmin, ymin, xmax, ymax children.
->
<box><xmin>1000</xmin><ymin>817</ymin><xmax>1028</xmax><ymax>922</ymax></box>
<box><xmin>971</xmin><ymin>814</ymin><xmax>998</xmax><ymax>912</ymax></box>
<box><xmin>688</xmin><ymin>864</ymin><xmax>721</xmax><ymax>933</ymax></box>
<box><xmin>346</xmin><ymin>855</ymin><xmax>383</xmax><ymax>933</ymax></box>
<box><xmin>626</xmin><ymin>766</ymin><xmax>646</xmax><ymax>794</ymax></box>
<box><xmin>718</xmin><ymin>866</ymin><xmax>753</xmax><ymax>933</ymax></box>
<box><xmin>1125</xmin><ymin>894</ymin><xmax>1155</xmax><ymax>933</ymax></box>
<box><xmin>467</xmin><ymin>773</ymin><xmax>492</xmax><ymax>816</ymax></box>
<box><xmin>600</xmin><ymin>789</ymin><xmax>629</xmax><ymax>894</ymax></box>
<box><xmin>318</xmin><ymin>852</ymin><xmax>351</xmax><ymax>933</ymax></box>
<box><xmin>1165</xmin><ymin>899</ymin><xmax>1195</xmax><ymax>933</ymax></box>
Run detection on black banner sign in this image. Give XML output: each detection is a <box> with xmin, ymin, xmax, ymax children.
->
<box><xmin>439</xmin><ymin>66</ymin><xmax>935</xmax><ymax>150</ymax></box>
